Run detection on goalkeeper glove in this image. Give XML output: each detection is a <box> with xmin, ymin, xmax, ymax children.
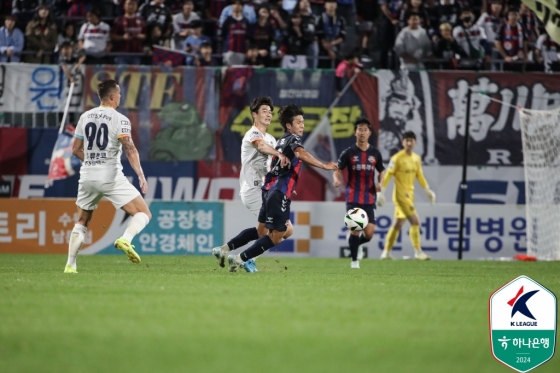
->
<box><xmin>376</xmin><ymin>189</ymin><xmax>386</xmax><ymax>207</ymax></box>
<box><xmin>424</xmin><ymin>187</ymin><xmax>436</xmax><ymax>205</ymax></box>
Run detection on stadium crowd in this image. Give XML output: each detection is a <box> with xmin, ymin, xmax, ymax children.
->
<box><xmin>0</xmin><ymin>0</ymin><xmax>558</xmax><ymax>72</ymax></box>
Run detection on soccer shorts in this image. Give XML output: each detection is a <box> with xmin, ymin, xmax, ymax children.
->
<box><xmin>346</xmin><ymin>202</ymin><xmax>376</xmax><ymax>225</ymax></box>
<box><xmin>263</xmin><ymin>190</ymin><xmax>290</xmax><ymax>232</ymax></box>
<box><xmin>394</xmin><ymin>196</ymin><xmax>416</xmax><ymax>219</ymax></box>
<box><xmin>76</xmin><ymin>175</ymin><xmax>140</xmax><ymax>211</ymax></box>
<box><xmin>240</xmin><ymin>188</ymin><xmax>262</xmax><ymax>217</ymax></box>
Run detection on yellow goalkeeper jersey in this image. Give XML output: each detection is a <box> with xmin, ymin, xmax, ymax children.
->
<box><xmin>382</xmin><ymin>150</ymin><xmax>428</xmax><ymax>202</ymax></box>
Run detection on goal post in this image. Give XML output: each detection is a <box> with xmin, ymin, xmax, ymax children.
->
<box><xmin>518</xmin><ymin>108</ymin><xmax>560</xmax><ymax>261</ymax></box>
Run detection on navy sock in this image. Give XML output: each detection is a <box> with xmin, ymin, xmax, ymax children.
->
<box><xmin>240</xmin><ymin>235</ymin><xmax>275</xmax><ymax>261</ymax></box>
<box><xmin>349</xmin><ymin>234</ymin><xmax>361</xmax><ymax>261</ymax></box>
<box><xmin>359</xmin><ymin>234</ymin><xmax>371</xmax><ymax>244</ymax></box>
<box><xmin>227</xmin><ymin>227</ymin><xmax>259</xmax><ymax>251</ymax></box>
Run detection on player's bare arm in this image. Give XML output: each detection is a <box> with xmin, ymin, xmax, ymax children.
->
<box><xmin>119</xmin><ymin>136</ymin><xmax>148</xmax><ymax>194</ymax></box>
<box><xmin>72</xmin><ymin>137</ymin><xmax>85</xmax><ymax>161</ymax></box>
<box><xmin>333</xmin><ymin>169</ymin><xmax>342</xmax><ymax>187</ymax></box>
<box><xmin>377</xmin><ymin>170</ymin><xmax>385</xmax><ymax>192</ymax></box>
<box><xmin>294</xmin><ymin>148</ymin><xmax>338</xmax><ymax>171</ymax></box>
<box><xmin>252</xmin><ymin>139</ymin><xmax>290</xmax><ymax>168</ymax></box>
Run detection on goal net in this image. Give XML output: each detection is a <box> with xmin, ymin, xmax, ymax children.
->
<box><xmin>519</xmin><ymin>108</ymin><xmax>560</xmax><ymax>260</ymax></box>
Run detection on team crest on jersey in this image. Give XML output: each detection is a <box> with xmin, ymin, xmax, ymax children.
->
<box><xmin>368</xmin><ymin>156</ymin><xmax>375</xmax><ymax>163</ymax></box>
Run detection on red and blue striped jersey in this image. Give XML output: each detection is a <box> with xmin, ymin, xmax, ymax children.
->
<box><xmin>262</xmin><ymin>132</ymin><xmax>304</xmax><ymax>199</ymax></box>
<box><xmin>221</xmin><ymin>16</ymin><xmax>250</xmax><ymax>53</ymax></box>
<box><xmin>337</xmin><ymin>144</ymin><xmax>384</xmax><ymax>205</ymax></box>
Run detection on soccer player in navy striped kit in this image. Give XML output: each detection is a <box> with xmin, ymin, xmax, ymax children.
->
<box><xmin>227</xmin><ymin>104</ymin><xmax>339</xmax><ymax>272</ymax></box>
<box><xmin>333</xmin><ymin>117</ymin><xmax>385</xmax><ymax>269</ymax></box>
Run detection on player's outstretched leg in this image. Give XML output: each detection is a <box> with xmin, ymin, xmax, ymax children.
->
<box><xmin>64</xmin><ymin>224</ymin><xmax>87</xmax><ymax>273</ymax></box>
<box><xmin>228</xmin><ymin>233</ymin><xmax>277</xmax><ymax>273</ymax></box>
<box><xmin>410</xmin><ymin>225</ymin><xmax>430</xmax><ymax>260</ymax></box>
<box><xmin>212</xmin><ymin>227</ymin><xmax>259</xmax><ymax>268</ymax></box>
<box><xmin>114</xmin><ymin>212</ymin><xmax>150</xmax><ymax>263</ymax></box>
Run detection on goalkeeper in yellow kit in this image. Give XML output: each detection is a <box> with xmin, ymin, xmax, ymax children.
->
<box><xmin>376</xmin><ymin>131</ymin><xmax>436</xmax><ymax>260</ymax></box>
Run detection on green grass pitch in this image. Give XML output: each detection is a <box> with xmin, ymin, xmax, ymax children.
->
<box><xmin>1</xmin><ymin>254</ymin><xmax>559</xmax><ymax>373</ymax></box>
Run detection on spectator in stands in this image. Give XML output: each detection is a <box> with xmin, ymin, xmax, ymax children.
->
<box><xmin>279</xmin><ymin>11</ymin><xmax>310</xmax><ymax>69</ymax></box>
<box><xmin>0</xmin><ymin>15</ymin><xmax>24</xmax><ymax>62</ymax></box>
<box><xmin>292</xmin><ymin>0</ymin><xmax>318</xmax><ymax>67</ymax></box>
<box><xmin>476</xmin><ymin>0</ymin><xmax>504</xmax><ymax>49</ymax></box>
<box><xmin>58</xmin><ymin>23</ymin><xmax>78</xmax><ymax>49</ymax></box>
<box><xmin>355</xmin><ymin>0</ymin><xmax>376</xmax><ymax>60</ymax></box>
<box><xmin>219</xmin><ymin>0</ymin><xmax>256</xmax><ymax>27</ymax></box>
<box><xmin>268</xmin><ymin>0</ymin><xmax>289</xmax><ymax>31</ymax></box>
<box><xmin>112</xmin><ymin>0</ymin><xmax>147</xmax><ymax>65</ymax></box>
<box><xmin>309</xmin><ymin>0</ymin><xmax>325</xmax><ymax>16</ymax></box>
<box><xmin>206</xmin><ymin>0</ymin><xmax>228</xmax><ymax>26</ymax></box>
<box><xmin>67</xmin><ymin>0</ymin><xmax>88</xmax><ymax>17</ymax></box>
<box><xmin>184</xmin><ymin>19</ymin><xmax>211</xmax><ymax>64</ymax></box>
<box><xmin>144</xmin><ymin>23</ymin><xmax>170</xmax><ymax>63</ymax></box>
<box><xmin>254</xmin><ymin>5</ymin><xmax>276</xmax><ymax>67</ymax></box>
<box><xmin>399</xmin><ymin>0</ymin><xmax>429</xmax><ymax>29</ymax></box>
<box><xmin>220</xmin><ymin>0</ymin><xmax>251</xmax><ymax>65</ymax></box>
<box><xmin>535</xmin><ymin>29</ymin><xmax>560</xmax><ymax>73</ymax></box>
<box><xmin>244</xmin><ymin>43</ymin><xmax>265</xmax><ymax>66</ymax></box>
<box><xmin>378</xmin><ymin>0</ymin><xmax>403</xmax><ymax>69</ymax></box>
<box><xmin>140</xmin><ymin>0</ymin><xmax>173</xmax><ymax>39</ymax></box>
<box><xmin>316</xmin><ymin>0</ymin><xmax>346</xmax><ymax>68</ymax></box>
<box><xmin>434</xmin><ymin>22</ymin><xmax>465</xmax><ymax>68</ymax></box>
<box><xmin>59</xmin><ymin>41</ymin><xmax>85</xmax><ymax>83</ymax></box>
<box><xmin>428</xmin><ymin>0</ymin><xmax>461</xmax><ymax>38</ymax></box>
<box><xmin>453</xmin><ymin>8</ymin><xmax>486</xmax><ymax>69</ymax></box>
<box><xmin>196</xmin><ymin>40</ymin><xmax>220</xmax><ymax>66</ymax></box>
<box><xmin>12</xmin><ymin>0</ymin><xmax>40</xmax><ymax>27</ymax></box>
<box><xmin>519</xmin><ymin>3</ymin><xmax>539</xmax><ymax>43</ymax></box>
<box><xmin>336</xmin><ymin>0</ymin><xmax>355</xmax><ymax>32</ymax></box>
<box><xmin>173</xmin><ymin>0</ymin><xmax>200</xmax><ymax>49</ymax></box>
<box><xmin>495</xmin><ymin>7</ymin><xmax>527</xmax><ymax>72</ymax></box>
<box><xmin>25</xmin><ymin>4</ymin><xmax>58</xmax><ymax>63</ymax></box>
<box><xmin>394</xmin><ymin>11</ymin><xmax>432</xmax><ymax>69</ymax></box>
<box><xmin>78</xmin><ymin>8</ymin><xmax>112</xmax><ymax>64</ymax></box>
<box><xmin>282</xmin><ymin>0</ymin><xmax>297</xmax><ymax>13</ymax></box>
<box><xmin>335</xmin><ymin>50</ymin><xmax>361</xmax><ymax>94</ymax></box>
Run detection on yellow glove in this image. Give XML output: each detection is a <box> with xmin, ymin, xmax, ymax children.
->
<box><xmin>424</xmin><ymin>187</ymin><xmax>436</xmax><ymax>205</ymax></box>
<box><xmin>376</xmin><ymin>189</ymin><xmax>386</xmax><ymax>207</ymax></box>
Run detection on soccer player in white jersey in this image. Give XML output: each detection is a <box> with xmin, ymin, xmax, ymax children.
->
<box><xmin>63</xmin><ymin>79</ymin><xmax>152</xmax><ymax>273</ymax></box>
<box><xmin>212</xmin><ymin>96</ymin><xmax>291</xmax><ymax>272</ymax></box>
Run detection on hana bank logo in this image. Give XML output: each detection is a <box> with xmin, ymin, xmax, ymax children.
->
<box><xmin>508</xmin><ymin>286</ymin><xmax>539</xmax><ymax>326</ymax></box>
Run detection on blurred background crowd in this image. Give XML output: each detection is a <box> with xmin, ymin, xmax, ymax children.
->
<box><xmin>0</xmin><ymin>0</ymin><xmax>557</xmax><ymax>72</ymax></box>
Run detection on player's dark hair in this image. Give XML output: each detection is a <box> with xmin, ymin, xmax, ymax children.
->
<box><xmin>508</xmin><ymin>7</ymin><xmax>519</xmax><ymax>14</ymax></box>
<box><xmin>402</xmin><ymin>131</ymin><xmax>416</xmax><ymax>140</ymax></box>
<box><xmin>250</xmin><ymin>96</ymin><xmax>274</xmax><ymax>114</ymax></box>
<box><xmin>97</xmin><ymin>79</ymin><xmax>119</xmax><ymax>101</ymax></box>
<box><xmin>354</xmin><ymin>116</ymin><xmax>372</xmax><ymax>131</ymax></box>
<box><xmin>278</xmin><ymin>104</ymin><xmax>304</xmax><ymax>132</ymax></box>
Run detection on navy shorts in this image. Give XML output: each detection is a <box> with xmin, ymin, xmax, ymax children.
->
<box><xmin>262</xmin><ymin>190</ymin><xmax>290</xmax><ymax>232</ymax></box>
<box><xmin>346</xmin><ymin>203</ymin><xmax>376</xmax><ymax>226</ymax></box>
<box><xmin>257</xmin><ymin>190</ymin><xmax>267</xmax><ymax>224</ymax></box>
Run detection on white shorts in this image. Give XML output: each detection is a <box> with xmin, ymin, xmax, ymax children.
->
<box><xmin>76</xmin><ymin>175</ymin><xmax>140</xmax><ymax>211</ymax></box>
<box><xmin>240</xmin><ymin>188</ymin><xmax>262</xmax><ymax>217</ymax></box>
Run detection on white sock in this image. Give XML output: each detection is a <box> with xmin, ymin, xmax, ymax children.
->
<box><xmin>66</xmin><ymin>224</ymin><xmax>86</xmax><ymax>268</ymax></box>
<box><xmin>122</xmin><ymin>212</ymin><xmax>150</xmax><ymax>242</ymax></box>
<box><xmin>220</xmin><ymin>243</ymin><xmax>229</xmax><ymax>254</ymax></box>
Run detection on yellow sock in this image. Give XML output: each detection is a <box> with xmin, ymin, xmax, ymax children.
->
<box><xmin>384</xmin><ymin>227</ymin><xmax>399</xmax><ymax>251</ymax></box>
<box><xmin>410</xmin><ymin>225</ymin><xmax>421</xmax><ymax>250</ymax></box>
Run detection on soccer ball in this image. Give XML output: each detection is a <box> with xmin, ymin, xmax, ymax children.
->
<box><xmin>344</xmin><ymin>208</ymin><xmax>369</xmax><ymax>232</ymax></box>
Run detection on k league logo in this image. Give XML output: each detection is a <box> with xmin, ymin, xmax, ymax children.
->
<box><xmin>489</xmin><ymin>276</ymin><xmax>557</xmax><ymax>373</ymax></box>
